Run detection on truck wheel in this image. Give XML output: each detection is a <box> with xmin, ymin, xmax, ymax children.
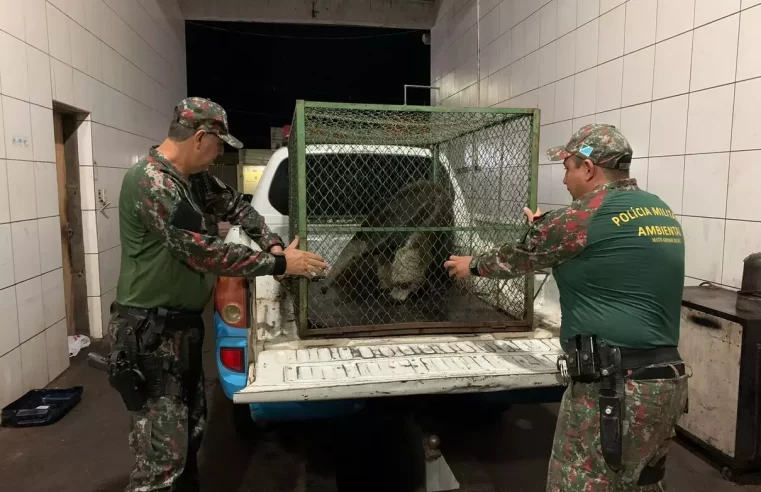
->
<box><xmin>232</xmin><ymin>403</ymin><xmax>260</xmax><ymax>438</ymax></box>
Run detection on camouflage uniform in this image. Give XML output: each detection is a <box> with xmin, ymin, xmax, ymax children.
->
<box><xmin>109</xmin><ymin>98</ymin><xmax>285</xmax><ymax>492</ymax></box>
<box><xmin>471</xmin><ymin>124</ymin><xmax>688</xmax><ymax>491</ymax></box>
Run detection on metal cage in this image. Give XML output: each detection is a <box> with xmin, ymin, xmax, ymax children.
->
<box><xmin>287</xmin><ymin>101</ymin><xmax>540</xmax><ymax>338</ymax></box>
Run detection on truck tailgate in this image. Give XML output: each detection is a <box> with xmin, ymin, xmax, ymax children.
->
<box><xmin>233</xmin><ymin>338</ymin><xmax>563</xmax><ymax>403</ymax></box>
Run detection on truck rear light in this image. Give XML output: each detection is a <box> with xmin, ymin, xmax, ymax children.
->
<box><xmin>220</xmin><ymin>347</ymin><xmax>245</xmax><ymax>373</ymax></box>
<box><xmin>215</xmin><ymin>277</ymin><xmax>248</xmax><ymax>328</ymax></box>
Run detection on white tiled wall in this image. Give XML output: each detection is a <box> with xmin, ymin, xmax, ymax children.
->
<box><xmin>432</xmin><ymin>0</ymin><xmax>761</xmax><ymax>311</ymax></box>
<box><xmin>0</xmin><ymin>0</ymin><xmax>186</xmax><ymax>410</ymax></box>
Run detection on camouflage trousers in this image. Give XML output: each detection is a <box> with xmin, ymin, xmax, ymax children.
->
<box><xmin>108</xmin><ymin>312</ymin><xmax>207</xmax><ymax>492</ymax></box>
<box><xmin>546</xmin><ymin>370</ymin><xmax>689</xmax><ymax>492</ymax></box>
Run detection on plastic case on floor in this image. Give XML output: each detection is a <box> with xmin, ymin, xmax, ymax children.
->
<box><xmin>1</xmin><ymin>387</ymin><xmax>84</xmax><ymax>428</ymax></box>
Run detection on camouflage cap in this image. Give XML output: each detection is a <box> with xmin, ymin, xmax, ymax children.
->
<box><xmin>173</xmin><ymin>97</ymin><xmax>243</xmax><ymax>149</ymax></box>
<box><xmin>547</xmin><ymin>124</ymin><xmax>633</xmax><ymax>169</ymax></box>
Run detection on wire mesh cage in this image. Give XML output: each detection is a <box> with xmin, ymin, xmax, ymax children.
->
<box><xmin>287</xmin><ymin>101</ymin><xmax>540</xmax><ymax>337</ymax></box>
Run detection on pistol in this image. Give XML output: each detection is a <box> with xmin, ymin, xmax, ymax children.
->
<box><xmin>87</xmin><ymin>352</ymin><xmax>110</xmax><ymax>372</ymax></box>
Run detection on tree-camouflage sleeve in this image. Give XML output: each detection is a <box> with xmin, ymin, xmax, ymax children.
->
<box><xmin>137</xmin><ymin>169</ymin><xmax>278</xmax><ymax>277</ymax></box>
<box><xmin>475</xmin><ymin>196</ymin><xmax>603</xmax><ymax>279</ymax></box>
<box><xmin>191</xmin><ymin>172</ymin><xmax>284</xmax><ymax>251</ymax></box>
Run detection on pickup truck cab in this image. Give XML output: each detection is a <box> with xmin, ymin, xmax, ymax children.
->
<box><xmin>214</xmin><ymin>144</ymin><xmax>565</xmax><ymax>432</ymax></box>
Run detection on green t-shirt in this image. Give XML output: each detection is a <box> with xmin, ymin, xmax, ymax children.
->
<box><xmin>474</xmin><ymin>179</ymin><xmax>685</xmax><ymax>349</ymax></box>
<box><xmin>116</xmin><ymin>147</ymin><xmax>284</xmax><ymax>311</ymax></box>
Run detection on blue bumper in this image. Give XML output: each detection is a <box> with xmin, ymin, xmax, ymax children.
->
<box><xmin>214</xmin><ymin>312</ymin><xmax>366</xmax><ymax>422</ymax></box>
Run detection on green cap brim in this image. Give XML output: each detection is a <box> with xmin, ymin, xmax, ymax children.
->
<box><xmin>220</xmin><ymin>133</ymin><xmax>244</xmax><ymax>149</ymax></box>
<box><xmin>547</xmin><ymin>146</ymin><xmax>571</xmax><ymax>161</ymax></box>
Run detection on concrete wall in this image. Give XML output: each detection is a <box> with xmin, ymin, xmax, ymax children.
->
<box><xmin>0</xmin><ymin>0</ymin><xmax>186</xmax><ymax>410</ymax></box>
<box><xmin>178</xmin><ymin>0</ymin><xmax>438</xmax><ymax>29</ymax></box>
<box><xmin>432</xmin><ymin>0</ymin><xmax>761</xmax><ymax>319</ymax></box>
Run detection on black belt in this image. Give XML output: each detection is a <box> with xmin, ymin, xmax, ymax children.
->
<box><xmin>570</xmin><ymin>347</ymin><xmax>684</xmax><ymax>383</ymax></box>
<box><xmin>113</xmin><ymin>303</ymin><xmax>203</xmax><ymax>325</ymax></box>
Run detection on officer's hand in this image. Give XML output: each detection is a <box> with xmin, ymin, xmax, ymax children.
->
<box><xmin>283</xmin><ymin>236</ymin><xmax>329</xmax><ymax>278</ymax></box>
<box><xmin>443</xmin><ymin>255</ymin><xmax>473</xmax><ymax>279</ymax></box>
<box><xmin>523</xmin><ymin>207</ymin><xmax>543</xmax><ymax>224</ymax></box>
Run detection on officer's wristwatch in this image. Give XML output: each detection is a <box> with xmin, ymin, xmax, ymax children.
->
<box><xmin>469</xmin><ymin>257</ymin><xmax>480</xmax><ymax>277</ymax></box>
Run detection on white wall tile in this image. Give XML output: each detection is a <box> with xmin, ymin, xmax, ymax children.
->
<box><xmin>598</xmin><ymin>4</ymin><xmax>625</xmax><ymax>64</ymax></box>
<box><xmin>682</xmin><ymin>216</ymin><xmax>725</xmax><ymax>282</ymax></box>
<box><xmin>682</xmin><ymin>153</ymin><xmax>730</xmax><ymax>218</ymax></box>
<box><xmin>46</xmin><ymin>319</ymin><xmax>69</xmax><ymax>382</ymax></box>
<box><xmin>30</xmin><ymin>106</ymin><xmax>55</xmax><ymax>164</ymax></box>
<box><xmin>624</xmin><ymin>0</ymin><xmax>657</xmax><ymax>54</ymax></box>
<box><xmin>601</xmin><ymin>0</ymin><xmax>625</xmax><ymax>14</ymax></box>
<box><xmin>34</xmin><ymin>162</ymin><xmax>58</xmax><ymax>219</ymax></box>
<box><xmin>653</xmin><ymin>32</ymin><xmax>693</xmax><ymax>100</ymax></box>
<box><xmin>26</xmin><ymin>47</ymin><xmax>52</xmax><ymax>109</ymax></box>
<box><xmin>83</xmin><ymin>0</ymin><xmax>100</xmax><ymax>37</ymax></box>
<box><xmin>596</xmin><ymin>109</ymin><xmax>621</xmax><ymax>127</ymax></box>
<box><xmin>512</xmin><ymin>21</ymin><xmax>527</xmax><ymax>63</ymax></box>
<box><xmin>731</xmin><ymin>77</ymin><xmax>761</xmax><ymax>151</ymax></box>
<box><xmin>558</xmin><ymin>0</ymin><xmax>578</xmax><ymax>37</ymax></box>
<box><xmin>630</xmin><ymin>158</ymin><xmax>649</xmax><ymax>190</ymax></box>
<box><xmin>524</xmin><ymin>51</ymin><xmax>540</xmax><ymax>92</ymax></box>
<box><xmin>694</xmin><ymin>0</ymin><xmax>741</xmax><ymax>28</ymax></box>
<box><xmin>82</xmin><ymin>210</ymin><xmax>98</xmax><ymax>254</ymax></box>
<box><xmin>539</xmin><ymin>42</ymin><xmax>557</xmax><ymax>86</ymax></box>
<box><xmin>38</xmin><ymin>216</ymin><xmax>63</xmax><ymax>274</ymax></box>
<box><xmin>727</xmin><ymin>151</ymin><xmax>761</xmax><ymax>221</ymax></box>
<box><xmin>0</xmin><ymin>225</ymin><xmax>13</xmax><ymax>289</ymax></box>
<box><xmin>0</xmin><ymin>160</ymin><xmax>9</xmax><ymax>224</ymax></box>
<box><xmin>722</xmin><ymin>220</ymin><xmax>761</xmax><ymax>288</ymax></box>
<box><xmin>648</xmin><ymin>156</ymin><xmax>685</xmax><ymax>214</ymax></box>
<box><xmin>554</xmin><ymin>76</ymin><xmax>575</xmax><ymax>121</ymax></box>
<box><xmin>538</xmin><ymin>83</ymin><xmax>556</xmax><ymax>124</ymax></box>
<box><xmin>621</xmin><ymin>47</ymin><xmax>655</xmax><ymax>107</ymax></box>
<box><xmin>577</xmin><ymin>0</ymin><xmax>600</xmax><ymax>26</ymax></box>
<box><xmin>686</xmin><ymin>85</ymin><xmax>735</xmax><ymax>155</ymax></box>
<box><xmin>0</xmin><ymin>286</ymin><xmax>19</xmax><ymax>357</ymax></box>
<box><xmin>573</xmin><ymin>114</ymin><xmax>596</xmax><ymax>133</ymax></box>
<box><xmin>657</xmin><ymin>0</ymin><xmax>696</xmax><ymax>42</ymax></box>
<box><xmin>96</xmin><ymin>204</ymin><xmax>119</xmax><ymax>252</ymax></box>
<box><xmin>737</xmin><ymin>6</ymin><xmax>761</xmax><ymax>82</ymax></box>
<box><xmin>46</xmin><ymin>3</ymin><xmax>71</xmax><ymax>65</ymax></box>
<box><xmin>497</xmin><ymin>32</ymin><xmax>513</xmax><ymax>69</ymax></box>
<box><xmin>540</xmin><ymin>0</ymin><xmax>558</xmax><ymax>46</ymax></box>
<box><xmin>744</xmin><ymin>0</ymin><xmax>761</xmax><ymax>8</ymax></box>
<box><xmin>23</xmin><ymin>0</ymin><xmax>49</xmax><ymax>54</ymax></box>
<box><xmin>15</xmin><ymin>276</ymin><xmax>43</xmax><ymax>343</ymax></box>
<box><xmin>0</xmin><ymin>32</ymin><xmax>30</xmax><ymax>102</ymax></box>
<box><xmin>0</xmin><ymin>0</ymin><xmax>25</xmax><ymax>40</ymax></box>
<box><xmin>649</xmin><ymin>95</ymin><xmax>689</xmax><ymax>157</ymax></box>
<box><xmin>620</xmin><ymin>103</ymin><xmax>652</xmax><ymax>158</ymax></box>
<box><xmin>510</xmin><ymin>57</ymin><xmax>526</xmax><ymax>99</ymax></box>
<box><xmin>573</xmin><ymin>67</ymin><xmax>597</xmax><ymax>117</ymax></box>
<box><xmin>551</xmin><ymin>163</ymin><xmax>572</xmax><ymax>205</ymax></box>
<box><xmin>497</xmin><ymin>65</ymin><xmax>512</xmax><ymax>103</ymax></box>
<box><xmin>99</xmin><ymin>288</ymin><xmax>116</xmax><ymax>338</ymax></box>
<box><xmin>41</xmin><ymin>269</ymin><xmax>65</xmax><ymax>328</ymax></box>
<box><xmin>575</xmin><ymin>19</ymin><xmax>599</xmax><ymax>73</ymax></box>
<box><xmin>538</xmin><ymin>164</ymin><xmax>553</xmax><ymax>204</ymax></box>
<box><xmin>80</xmin><ymin>167</ymin><xmax>96</xmax><ymax>212</ymax></box>
<box><xmin>2</xmin><ymin>97</ymin><xmax>33</xmax><ymax>162</ymax></box>
<box><xmin>0</xmin><ymin>348</ymin><xmax>23</xmax><ymax>410</ymax></box>
<box><xmin>50</xmin><ymin>0</ymin><xmax>86</xmax><ymax>27</ymax></box>
<box><xmin>87</xmin><ymin>295</ymin><xmax>102</xmax><ymax>339</ymax></box>
<box><xmin>84</xmin><ymin>252</ymin><xmax>100</xmax><ymax>297</ymax></box>
<box><xmin>690</xmin><ymin>15</ymin><xmax>740</xmax><ymax>92</ymax></box>
<box><xmin>6</xmin><ymin>161</ymin><xmax>37</xmax><ymax>222</ymax></box>
<box><xmin>596</xmin><ymin>58</ymin><xmax>623</xmax><ymax>113</ymax></box>
<box><xmin>0</xmin><ymin>101</ymin><xmax>5</xmax><ymax>158</ymax></box>
<box><xmin>21</xmin><ymin>331</ymin><xmax>48</xmax><ymax>391</ymax></box>
<box><xmin>525</xmin><ymin>11</ymin><xmax>541</xmax><ymax>54</ymax></box>
<box><xmin>98</xmin><ymin>246</ymin><xmax>120</xmax><ymax>293</ymax></box>
<box><xmin>12</xmin><ymin>220</ymin><xmax>41</xmax><ymax>283</ymax></box>
<box><xmin>50</xmin><ymin>58</ymin><xmax>75</xmax><ymax>107</ymax></box>
<box><xmin>556</xmin><ymin>31</ymin><xmax>576</xmax><ymax>80</ymax></box>
<box><xmin>481</xmin><ymin>7</ymin><xmax>501</xmax><ymax>47</ymax></box>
